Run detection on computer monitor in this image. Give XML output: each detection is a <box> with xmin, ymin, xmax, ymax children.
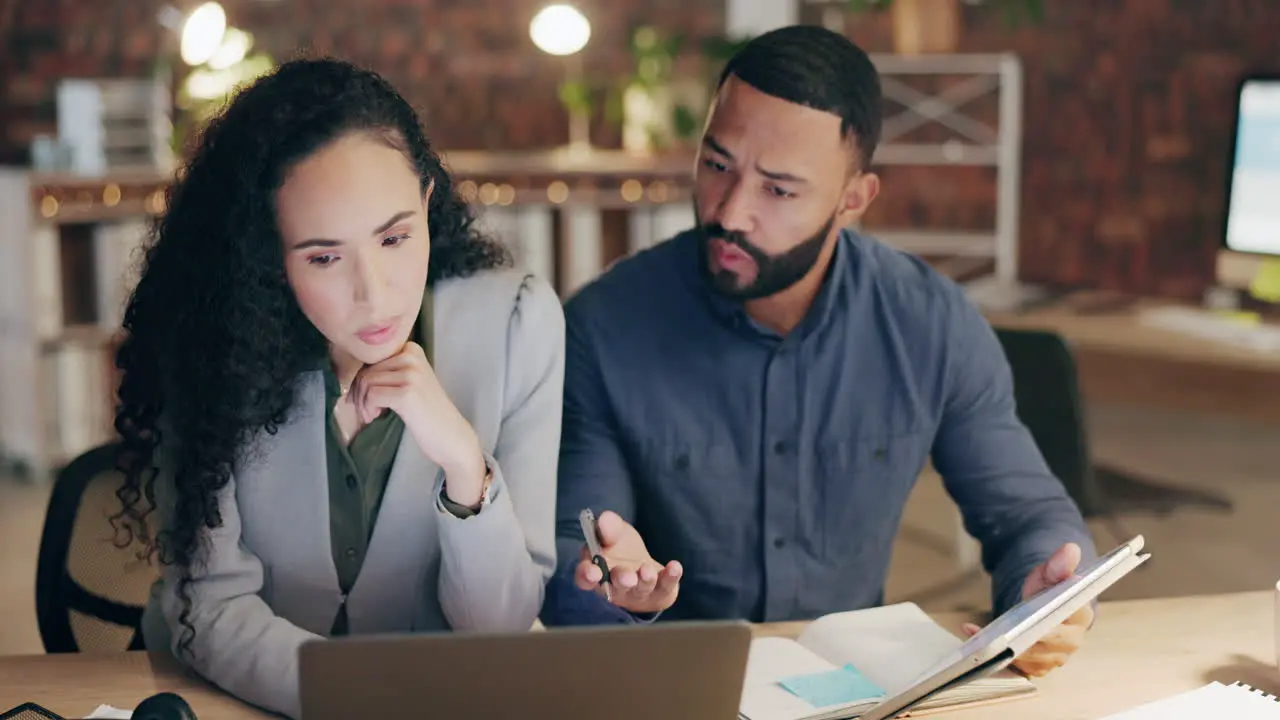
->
<box><xmin>1224</xmin><ymin>74</ymin><xmax>1280</xmax><ymax>257</ymax></box>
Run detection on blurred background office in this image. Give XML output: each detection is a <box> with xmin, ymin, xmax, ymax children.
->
<box><xmin>1</xmin><ymin>0</ymin><xmax>1279</xmax><ymax>658</ymax></box>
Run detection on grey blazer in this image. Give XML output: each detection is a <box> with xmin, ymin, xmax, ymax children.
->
<box><xmin>140</xmin><ymin>269</ymin><xmax>564</xmax><ymax>719</ymax></box>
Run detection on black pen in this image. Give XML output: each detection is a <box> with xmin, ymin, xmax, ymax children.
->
<box><xmin>578</xmin><ymin>508</ymin><xmax>613</xmax><ymax>602</ymax></box>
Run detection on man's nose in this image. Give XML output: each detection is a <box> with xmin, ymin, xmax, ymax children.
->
<box><xmin>717</xmin><ymin>179</ymin><xmax>753</xmax><ymax>234</ymax></box>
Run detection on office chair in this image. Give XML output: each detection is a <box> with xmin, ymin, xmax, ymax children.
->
<box><xmin>994</xmin><ymin>328</ymin><xmax>1234</xmax><ymax>542</ymax></box>
<box><xmin>35</xmin><ymin>442</ymin><xmax>158</xmax><ymax>653</ymax></box>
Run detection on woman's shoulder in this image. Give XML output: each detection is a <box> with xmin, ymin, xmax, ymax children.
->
<box><xmin>430</xmin><ymin>269</ymin><xmax>564</xmax><ymax>433</ymax></box>
<box><xmin>432</xmin><ymin>267</ymin><xmax>564</xmax><ymax>343</ymax></box>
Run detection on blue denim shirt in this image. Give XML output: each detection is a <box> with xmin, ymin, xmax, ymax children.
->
<box><xmin>540</xmin><ymin>228</ymin><xmax>1095</xmax><ymax>626</ymax></box>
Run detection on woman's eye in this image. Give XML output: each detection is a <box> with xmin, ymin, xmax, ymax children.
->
<box><xmin>308</xmin><ymin>254</ymin><xmax>336</xmax><ymax>266</ymax></box>
<box><xmin>382</xmin><ymin>233</ymin><xmax>409</xmax><ymax>247</ymax></box>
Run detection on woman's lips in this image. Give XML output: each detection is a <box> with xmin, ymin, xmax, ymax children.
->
<box><xmin>357</xmin><ymin>318</ymin><xmax>399</xmax><ymax>345</ymax></box>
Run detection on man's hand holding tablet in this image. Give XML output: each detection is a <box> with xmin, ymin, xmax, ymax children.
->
<box><xmin>961</xmin><ymin>542</ymin><xmax>1095</xmax><ymax>677</ymax></box>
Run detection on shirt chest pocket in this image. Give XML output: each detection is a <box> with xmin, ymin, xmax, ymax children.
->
<box><xmin>815</xmin><ymin>433</ymin><xmax>929</xmax><ymax>560</ymax></box>
<box><xmin>635</xmin><ymin>441</ymin><xmax>752</xmax><ymax>573</ymax></box>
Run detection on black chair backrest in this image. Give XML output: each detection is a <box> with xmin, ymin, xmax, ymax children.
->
<box><xmin>0</xmin><ymin>704</ymin><xmax>66</xmax><ymax>720</ymax></box>
<box><xmin>994</xmin><ymin>328</ymin><xmax>1100</xmax><ymax>515</ymax></box>
<box><xmin>3</xmin><ymin>693</ymin><xmax>197</xmax><ymax>720</ymax></box>
<box><xmin>35</xmin><ymin>442</ymin><xmax>158</xmax><ymax>653</ymax></box>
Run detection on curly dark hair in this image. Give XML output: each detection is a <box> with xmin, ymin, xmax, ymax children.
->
<box><xmin>110</xmin><ymin>57</ymin><xmax>510</xmax><ymax>659</ymax></box>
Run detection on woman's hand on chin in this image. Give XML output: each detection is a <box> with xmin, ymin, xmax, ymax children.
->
<box><xmin>350</xmin><ymin>341</ymin><xmax>486</xmax><ymax>502</ymax></box>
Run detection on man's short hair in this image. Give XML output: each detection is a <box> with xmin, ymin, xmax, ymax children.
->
<box><xmin>717</xmin><ymin>25</ymin><xmax>882</xmax><ymax>170</ymax></box>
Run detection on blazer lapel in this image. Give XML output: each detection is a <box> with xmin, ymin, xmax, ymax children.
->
<box><xmin>236</xmin><ymin>370</ymin><xmax>345</xmax><ymax>635</ymax></box>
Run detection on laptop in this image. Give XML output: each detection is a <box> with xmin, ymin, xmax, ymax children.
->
<box><xmin>298</xmin><ymin>620</ymin><xmax>753</xmax><ymax>720</ymax></box>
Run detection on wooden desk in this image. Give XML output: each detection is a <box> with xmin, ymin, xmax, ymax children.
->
<box><xmin>0</xmin><ymin>591</ymin><xmax>1274</xmax><ymax>720</ymax></box>
<box><xmin>987</xmin><ymin>296</ymin><xmax>1280</xmax><ymax>423</ymax></box>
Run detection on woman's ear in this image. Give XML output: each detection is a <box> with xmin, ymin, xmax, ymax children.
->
<box><xmin>423</xmin><ymin>177</ymin><xmax>436</xmax><ymax>207</ymax></box>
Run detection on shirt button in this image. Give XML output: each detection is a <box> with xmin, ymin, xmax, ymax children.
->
<box><xmin>773</xmin><ymin>441</ymin><xmax>788</xmax><ymax>455</ymax></box>
<box><xmin>773</xmin><ymin>537</ymin><xmax>786</xmax><ymax>549</ymax></box>
<box><xmin>345</xmin><ymin>474</ymin><xmax>358</xmax><ymax>490</ymax></box>
<box><xmin>344</xmin><ymin>547</ymin><xmax>357</xmax><ymax>559</ymax></box>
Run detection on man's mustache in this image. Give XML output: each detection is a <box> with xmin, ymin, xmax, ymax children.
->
<box><xmin>700</xmin><ymin>223</ymin><xmax>753</xmax><ymax>254</ymax></box>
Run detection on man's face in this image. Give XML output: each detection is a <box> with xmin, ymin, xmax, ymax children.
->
<box><xmin>693</xmin><ymin>75</ymin><xmax>877</xmax><ymax>299</ymax></box>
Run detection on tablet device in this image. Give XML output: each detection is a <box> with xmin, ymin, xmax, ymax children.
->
<box><xmin>858</xmin><ymin>535</ymin><xmax>1150</xmax><ymax>720</ymax></box>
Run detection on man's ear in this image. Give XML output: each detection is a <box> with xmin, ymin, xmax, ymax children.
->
<box><xmin>836</xmin><ymin>171</ymin><xmax>879</xmax><ymax>228</ymax></box>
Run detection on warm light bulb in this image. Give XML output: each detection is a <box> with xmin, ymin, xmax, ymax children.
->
<box><xmin>180</xmin><ymin>2</ymin><xmax>227</xmax><ymax>66</ymax></box>
<box><xmin>529</xmin><ymin>4</ymin><xmax>590</xmax><ymax>56</ymax></box>
<box><xmin>207</xmin><ymin>27</ymin><xmax>251</xmax><ymax>70</ymax></box>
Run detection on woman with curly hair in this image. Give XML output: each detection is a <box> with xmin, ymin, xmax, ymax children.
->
<box><xmin>113</xmin><ymin>57</ymin><xmax>563</xmax><ymax>717</ymax></box>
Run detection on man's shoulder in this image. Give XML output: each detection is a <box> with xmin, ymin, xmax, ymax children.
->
<box><xmin>845</xmin><ymin>229</ymin><xmax>971</xmax><ymax>318</ymax></box>
<box><xmin>565</xmin><ymin>228</ymin><xmax>699</xmax><ymax>326</ymax></box>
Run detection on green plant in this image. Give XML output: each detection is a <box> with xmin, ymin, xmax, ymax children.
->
<box><xmin>605</xmin><ymin>26</ymin><xmax>754</xmax><ymax>150</ymax></box>
<box><xmin>558</xmin><ymin>78</ymin><xmax>593</xmax><ymax>118</ymax></box>
<box><xmin>846</xmin><ymin>0</ymin><xmax>1046</xmax><ymax>27</ymax></box>
<box><xmin>603</xmin><ymin>26</ymin><xmax>683</xmax><ymax>135</ymax></box>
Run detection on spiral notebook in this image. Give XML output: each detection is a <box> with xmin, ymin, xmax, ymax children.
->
<box><xmin>1101</xmin><ymin>682</ymin><xmax>1280</xmax><ymax>719</ymax></box>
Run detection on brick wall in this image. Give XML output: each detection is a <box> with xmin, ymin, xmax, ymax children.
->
<box><xmin>0</xmin><ymin>0</ymin><xmax>724</xmax><ymax>156</ymax></box>
<box><xmin>5</xmin><ymin>0</ymin><xmax>1279</xmax><ymax>297</ymax></box>
<box><xmin>818</xmin><ymin>0</ymin><xmax>1280</xmax><ymax>299</ymax></box>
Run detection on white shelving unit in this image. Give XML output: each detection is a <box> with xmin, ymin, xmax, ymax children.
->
<box><xmin>0</xmin><ymin>169</ymin><xmax>158</xmax><ymax>482</ymax></box>
<box><xmin>860</xmin><ymin>52</ymin><xmax>1045</xmax><ymax>309</ymax></box>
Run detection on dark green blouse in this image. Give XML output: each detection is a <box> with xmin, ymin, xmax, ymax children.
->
<box><xmin>321</xmin><ymin>291</ymin><xmax>475</xmax><ymax>635</ymax></box>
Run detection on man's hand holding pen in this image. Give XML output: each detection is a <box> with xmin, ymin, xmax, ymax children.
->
<box><xmin>576</xmin><ymin>510</ymin><xmax>683</xmax><ymax>615</ymax></box>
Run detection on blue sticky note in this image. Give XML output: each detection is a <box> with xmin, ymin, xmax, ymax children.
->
<box><xmin>779</xmin><ymin>664</ymin><xmax>886</xmax><ymax>708</ymax></box>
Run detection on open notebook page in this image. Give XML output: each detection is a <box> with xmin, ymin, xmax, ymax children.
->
<box><xmin>739</xmin><ymin>637</ymin><xmax>870</xmax><ymax>720</ymax></box>
<box><xmin>796</xmin><ymin>603</ymin><xmax>975</xmax><ymax>694</ymax></box>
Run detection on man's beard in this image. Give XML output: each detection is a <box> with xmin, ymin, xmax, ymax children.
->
<box><xmin>697</xmin><ymin>213</ymin><xmax>836</xmax><ymax>300</ymax></box>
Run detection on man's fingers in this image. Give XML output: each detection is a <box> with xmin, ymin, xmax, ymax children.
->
<box><xmin>1029</xmin><ymin>628</ymin><xmax>1083</xmax><ymax>655</ymax></box>
<box><xmin>1066</xmin><ymin>604</ymin><xmax>1094</xmax><ymax>627</ymax></box>
<box><xmin>960</xmin><ymin>622</ymin><xmax>981</xmax><ymax>637</ymax></box>
<box><xmin>655</xmin><ymin>561</ymin><xmax>683</xmax><ymax>595</ymax></box>
<box><xmin>622</xmin><ymin>564</ymin><xmax>659</xmax><ymax>605</ymax></box>
<box><xmin>637</xmin><ymin>562</ymin><xmax>659</xmax><ymax>586</ymax></box>
<box><xmin>1014</xmin><ymin>651</ymin><xmax>1069</xmax><ymax>677</ymax></box>
<box><xmin>595</xmin><ymin>510</ymin><xmax>630</xmax><ymax>547</ymax></box>
<box><xmin>611</xmin><ymin>565</ymin><xmax>639</xmax><ymax>590</ymax></box>
<box><xmin>1045</xmin><ymin>543</ymin><xmax>1082</xmax><ymax>584</ymax></box>
<box><xmin>574</xmin><ymin>559</ymin><xmax>603</xmax><ymax>590</ymax></box>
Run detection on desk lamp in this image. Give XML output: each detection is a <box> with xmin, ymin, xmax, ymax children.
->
<box><xmin>530</xmin><ymin>4</ymin><xmax>593</xmax><ymax>155</ymax></box>
<box><xmin>157</xmin><ymin>2</ymin><xmax>228</xmax><ymax>66</ymax></box>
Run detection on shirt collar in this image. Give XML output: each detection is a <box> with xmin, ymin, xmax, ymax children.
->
<box><xmin>691</xmin><ymin>228</ymin><xmax>853</xmax><ymax>341</ymax></box>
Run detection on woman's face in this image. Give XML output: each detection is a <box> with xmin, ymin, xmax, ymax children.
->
<box><xmin>277</xmin><ymin>132</ymin><xmax>432</xmax><ymax>367</ymax></box>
